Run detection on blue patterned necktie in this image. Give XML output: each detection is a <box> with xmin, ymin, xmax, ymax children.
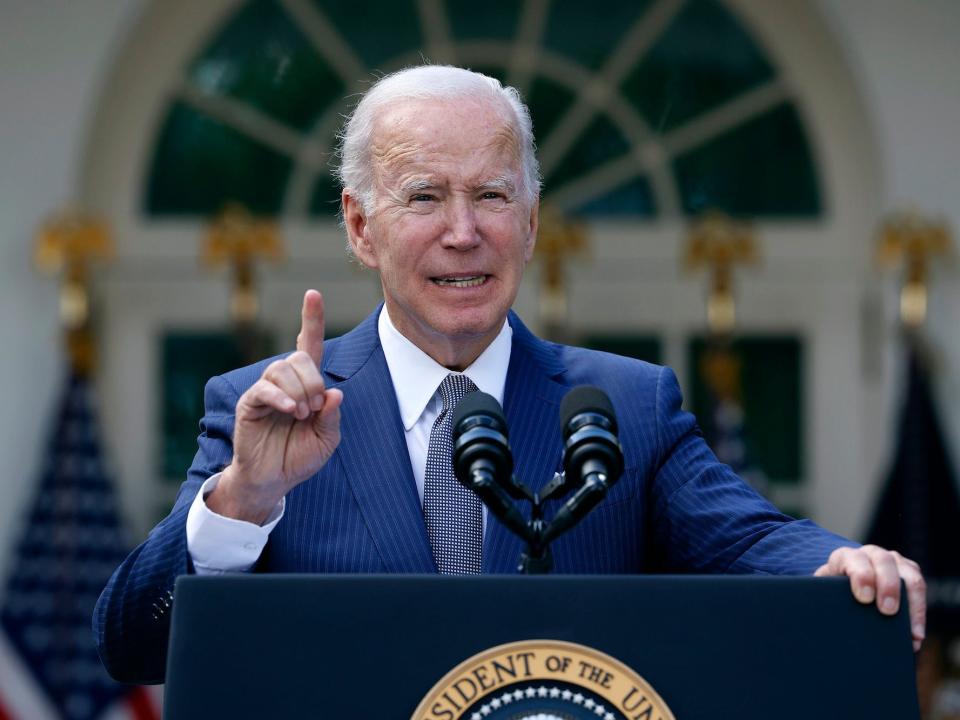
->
<box><xmin>423</xmin><ymin>373</ymin><xmax>482</xmax><ymax>574</ymax></box>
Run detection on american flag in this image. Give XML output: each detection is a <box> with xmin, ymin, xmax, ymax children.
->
<box><xmin>0</xmin><ymin>372</ymin><xmax>159</xmax><ymax>720</ymax></box>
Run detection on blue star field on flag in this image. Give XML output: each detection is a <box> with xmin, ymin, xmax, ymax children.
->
<box><xmin>1</xmin><ymin>372</ymin><xmax>140</xmax><ymax>720</ymax></box>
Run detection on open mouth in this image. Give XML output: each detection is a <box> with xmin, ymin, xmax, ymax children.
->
<box><xmin>430</xmin><ymin>275</ymin><xmax>489</xmax><ymax>288</ymax></box>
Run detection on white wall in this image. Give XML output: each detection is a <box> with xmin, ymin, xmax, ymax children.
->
<box><xmin>817</xmin><ymin>0</ymin><xmax>960</xmax><ymax>507</ymax></box>
<box><xmin>0</xmin><ymin>0</ymin><xmax>147</xmax><ymax>586</ymax></box>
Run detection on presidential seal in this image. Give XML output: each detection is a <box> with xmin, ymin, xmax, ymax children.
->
<box><xmin>412</xmin><ymin>639</ymin><xmax>676</xmax><ymax>720</ymax></box>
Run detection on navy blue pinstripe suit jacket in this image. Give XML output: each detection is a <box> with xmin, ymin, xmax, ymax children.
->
<box><xmin>94</xmin><ymin>308</ymin><xmax>854</xmax><ymax>682</ymax></box>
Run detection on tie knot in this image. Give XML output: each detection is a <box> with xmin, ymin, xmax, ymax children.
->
<box><xmin>437</xmin><ymin>373</ymin><xmax>478</xmax><ymax>412</ymax></box>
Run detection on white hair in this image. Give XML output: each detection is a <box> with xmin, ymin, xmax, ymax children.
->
<box><xmin>336</xmin><ymin>65</ymin><xmax>541</xmax><ymax>215</ymax></box>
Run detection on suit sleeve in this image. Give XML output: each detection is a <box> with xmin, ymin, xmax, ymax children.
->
<box><xmin>92</xmin><ymin>374</ymin><xmax>239</xmax><ymax>684</ymax></box>
<box><xmin>647</xmin><ymin>366</ymin><xmax>857</xmax><ymax>575</ymax></box>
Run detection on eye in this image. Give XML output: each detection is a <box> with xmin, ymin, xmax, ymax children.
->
<box><xmin>411</xmin><ymin>193</ymin><xmax>435</xmax><ymax>202</ymax></box>
<box><xmin>480</xmin><ymin>191</ymin><xmax>505</xmax><ymax>201</ymax></box>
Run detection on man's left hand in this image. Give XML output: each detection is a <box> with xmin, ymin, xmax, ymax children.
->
<box><xmin>814</xmin><ymin>545</ymin><xmax>926</xmax><ymax>651</ymax></box>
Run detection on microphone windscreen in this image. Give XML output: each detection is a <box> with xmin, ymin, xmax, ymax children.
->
<box><xmin>452</xmin><ymin>390</ymin><xmax>506</xmax><ymax>433</ymax></box>
<box><xmin>560</xmin><ymin>385</ymin><xmax>615</xmax><ymax>430</ymax></box>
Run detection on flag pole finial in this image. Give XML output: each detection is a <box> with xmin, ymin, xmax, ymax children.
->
<box><xmin>34</xmin><ymin>207</ymin><xmax>113</xmax><ymax>375</ymax></box>
<box><xmin>877</xmin><ymin>210</ymin><xmax>953</xmax><ymax>329</ymax></box>
<box><xmin>201</xmin><ymin>203</ymin><xmax>283</xmax><ymax>326</ymax></box>
<box><xmin>684</xmin><ymin>211</ymin><xmax>759</xmax><ymax>338</ymax></box>
<box><xmin>533</xmin><ymin>203</ymin><xmax>588</xmax><ymax>342</ymax></box>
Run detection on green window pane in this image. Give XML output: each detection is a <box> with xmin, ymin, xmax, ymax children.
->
<box><xmin>146</xmin><ymin>102</ymin><xmax>293</xmax><ymax>216</ymax></box>
<box><xmin>545</xmin><ymin>115</ymin><xmax>631</xmax><ymax>191</ymax></box>
<box><xmin>190</xmin><ymin>0</ymin><xmax>344</xmax><ymax>133</ymax></box>
<box><xmin>161</xmin><ymin>331</ymin><xmax>274</xmax><ymax>479</ymax></box>
<box><xmin>673</xmin><ymin>102</ymin><xmax>821</xmax><ymax>217</ymax></box>
<box><xmin>581</xmin><ymin>336</ymin><xmax>661</xmax><ymax>365</ymax></box>
<box><xmin>309</xmin><ymin>173</ymin><xmax>343</xmax><ymax>217</ymax></box>
<box><xmin>525</xmin><ymin>76</ymin><xmax>577</xmax><ymax>145</ymax></box>
<box><xmin>542</xmin><ymin>2</ymin><xmax>652</xmax><ymax>71</ymax></box>
<box><xmin>621</xmin><ymin>0</ymin><xmax>774</xmax><ymax>133</ymax></box>
<box><xmin>312</xmin><ymin>0</ymin><xmax>421</xmax><ymax>69</ymax></box>
<box><xmin>572</xmin><ymin>176</ymin><xmax>656</xmax><ymax>217</ymax></box>
<box><xmin>687</xmin><ymin>336</ymin><xmax>803</xmax><ymax>483</ymax></box>
<box><xmin>448</xmin><ymin>1</ymin><xmax>520</xmax><ymax>41</ymax></box>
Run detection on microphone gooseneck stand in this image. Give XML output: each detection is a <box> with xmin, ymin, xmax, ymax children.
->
<box><xmin>451</xmin><ymin>386</ymin><xmax>624</xmax><ymax>574</ymax></box>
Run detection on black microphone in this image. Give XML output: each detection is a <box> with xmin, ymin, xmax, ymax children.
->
<box><xmin>559</xmin><ymin>385</ymin><xmax>624</xmax><ymax>489</ymax></box>
<box><xmin>452</xmin><ymin>391</ymin><xmax>512</xmax><ymax>485</ymax></box>
<box><xmin>452</xmin><ymin>391</ymin><xmax>532</xmax><ymax>542</ymax></box>
<box><xmin>543</xmin><ymin>386</ymin><xmax>624</xmax><ymax>544</ymax></box>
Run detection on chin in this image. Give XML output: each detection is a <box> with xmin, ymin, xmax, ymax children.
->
<box><xmin>431</xmin><ymin>312</ymin><xmax>503</xmax><ymax>341</ymax></box>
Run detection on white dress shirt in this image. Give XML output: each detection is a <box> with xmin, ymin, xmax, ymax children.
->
<box><xmin>186</xmin><ymin>307</ymin><xmax>512</xmax><ymax>574</ymax></box>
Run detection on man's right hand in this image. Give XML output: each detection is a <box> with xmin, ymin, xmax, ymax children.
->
<box><xmin>207</xmin><ymin>289</ymin><xmax>343</xmax><ymax>524</ymax></box>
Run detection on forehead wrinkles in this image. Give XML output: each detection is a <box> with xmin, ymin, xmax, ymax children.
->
<box><xmin>369</xmin><ymin>101</ymin><xmax>522</xmax><ymax>189</ymax></box>
<box><xmin>371</xmin><ymin>135</ymin><xmax>421</xmax><ymax>188</ymax></box>
<box><xmin>489</xmin><ymin>121</ymin><xmax>521</xmax><ymax>165</ymax></box>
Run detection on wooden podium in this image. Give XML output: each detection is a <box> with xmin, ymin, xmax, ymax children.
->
<box><xmin>163</xmin><ymin>575</ymin><xmax>918</xmax><ymax>718</ymax></box>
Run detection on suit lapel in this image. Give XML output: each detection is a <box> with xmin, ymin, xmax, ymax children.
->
<box><xmin>483</xmin><ymin>314</ymin><xmax>569</xmax><ymax>573</ymax></box>
<box><xmin>325</xmin><ymin>309</ymin><xmax>569</xmax><ymax>575</ymax></box>
<box><xmin>325</xmin><ymin>309</ymin><xmax>436</xmax><ymax>573</ymax></box>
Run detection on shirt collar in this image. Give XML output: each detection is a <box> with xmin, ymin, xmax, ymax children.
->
<box><xmin>378</xmin><ymin>307</ymin><xmax>512</xmax><ymax>431</ymax></box>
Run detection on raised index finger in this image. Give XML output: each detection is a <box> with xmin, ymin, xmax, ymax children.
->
<box><xmin>296</xmin><ymin>289</ymin><xmax>325</xmax><ymax>366</ymax></box>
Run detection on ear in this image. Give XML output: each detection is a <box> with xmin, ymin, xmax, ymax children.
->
<box><xmin>343</xmin><ymin>189</ymin><xmax>379</xmax><ymax>269</ymax></box>
<box><xmin>523</xmin><ymin>197</ymin><xmax>539</xmax><ymax>263</ymax></box>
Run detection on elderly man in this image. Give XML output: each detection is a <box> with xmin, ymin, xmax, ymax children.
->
<box><xmin>94</xmin><ymin>65</ymin><xmax>925</xmax><ymax>683</ymax></box>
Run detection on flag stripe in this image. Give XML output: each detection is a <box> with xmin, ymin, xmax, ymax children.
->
<box><xmin>126</xmin><ymin>687</ymin><xmax>160</xmax><ymax>720</ymax></box>
<box><xmin>0</xmin><ymin>629</ymin><xmax>58</xmax><ymax>719</ymax></box>
<box><xmin>1</xmin><ymin>372</ymin><xmax>160</xmax><ymax>719</ymax></box>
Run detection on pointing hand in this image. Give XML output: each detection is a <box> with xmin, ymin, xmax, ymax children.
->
<box><xmin>207</xmin><ymin>290</ymin><xmax>343</xmax><ymax>524</ymax></box>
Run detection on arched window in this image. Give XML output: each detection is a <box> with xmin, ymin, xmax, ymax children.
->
<box><xmin>145</xmin><ymin>0</ymin><xmax>821</xmax><ymax>221</ymax></box>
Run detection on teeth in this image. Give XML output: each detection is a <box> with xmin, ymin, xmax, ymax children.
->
<box><xmin>433</xmin><ymin>275</ymin><xmax>486</xmax><ymax>287</ymax></box>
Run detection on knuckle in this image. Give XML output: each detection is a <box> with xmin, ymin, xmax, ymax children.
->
<box><xmin>883</xmin><ymin>555</ymin><xmax>898</xmax><ymax>571</ymax></box>
<box><xmin>264</xmin><ymin>359</ymin><xmax>286</xmax><ymax>376</ymax></box>
<box><xmin>864</xmin><ymin>545</ymin><xmax>894</xmax><ymax>566</ymax></box>
<box><xmin>289</xmin><ymin>350</ymin><xmax>320</xmax><ymax>374</ymax></box>
<box><xmin>251</xmin><ymin>378</ymin><xmax>273</xmax><ymax>394</ymax></box>
<box><xmin>849</xmin><ymin>553</ymin><xmax>875</xmax><ymax>575</ymax></box>
<box><xmin>835</xmin><ymin>546</ymin><xmax>863</xmax><ymax>570</ymax></box>
<box><xmin>877</xmin><ymin>571</ymin><xmax>898</xmax><ymax>589</ymax></box>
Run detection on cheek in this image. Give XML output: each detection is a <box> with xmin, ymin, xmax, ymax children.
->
<box><xmin>385</xmin><ymin>215</ymin><xmax>444</xmax><ymax>258</ymax></box>
<box><xmin>378</xmin><ymin>241</ymin><xmax>425</xmax><ymax>286</ymax></box>
<box><xmin>495</xmin><ymin>226</ymin><xmax>535</xmax><ymax>268</ymax></box>
<box><xmin>485</xmin><ymin>207</ymin><xmax>534</xmax><ymax>248</ymax></box>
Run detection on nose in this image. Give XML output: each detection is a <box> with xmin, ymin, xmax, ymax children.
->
<box><xmin>442</xmin><ymin>196</ymin><xmax>481</xmax><ymax>250</ymax></box>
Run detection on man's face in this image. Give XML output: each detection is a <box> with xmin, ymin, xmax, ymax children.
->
<box><xmin>344</xmin><ymin>97</ymin><xmax>538</xmax><ymax>368</ymax></box>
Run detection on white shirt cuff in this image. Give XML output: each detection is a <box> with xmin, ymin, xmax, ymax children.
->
<box><xmin>186</xmin><ymin>472</ymin><xmax>285</xmax><ymax>574</ymax></box>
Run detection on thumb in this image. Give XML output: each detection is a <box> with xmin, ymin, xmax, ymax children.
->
<box><xmin>312</xmin><ymin>388</ymin><xmax>343</xmax><ymax>435</ymax></box>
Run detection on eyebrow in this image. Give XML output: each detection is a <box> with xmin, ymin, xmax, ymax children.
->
<box><xmin>476</xmin><ymin>176</ymin><xmax>517</xmax><ymax>194</ymax></box>
<box><xmin>400</xmin><ymin>179</ymin><xmax>437</xmax><ymax>194</ymax></box>
<box><xmin>397</xmin><ymin>176</ymin><xmax>518</xmax><ymax>195</ymax></box>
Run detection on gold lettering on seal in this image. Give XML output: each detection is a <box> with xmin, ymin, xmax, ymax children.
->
<box><xmin>412</xmin><ymin>640</ymin><xmax>675</xmax><ymax>720</ymax></box>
